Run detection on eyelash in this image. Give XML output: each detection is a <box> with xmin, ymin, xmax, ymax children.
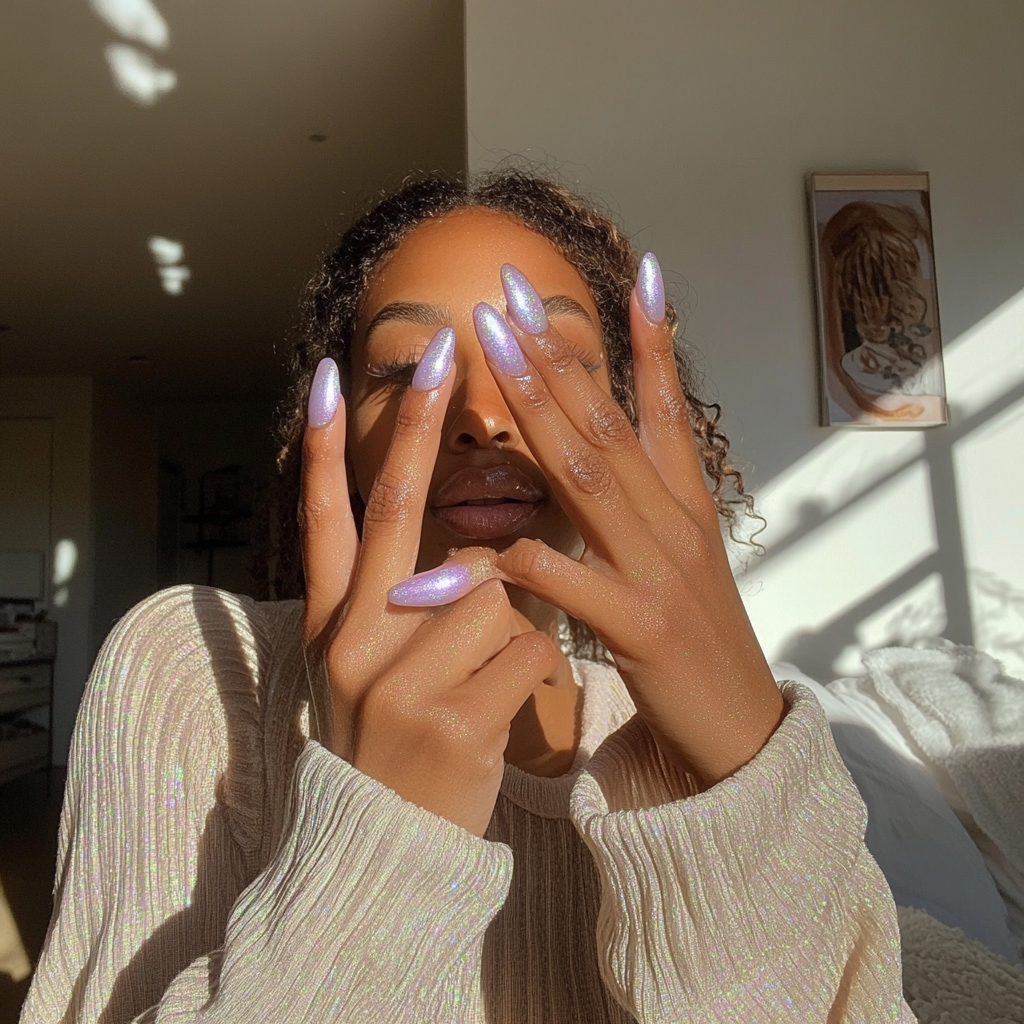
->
<box><xmin>365</xmin><ymin>357</ymin><xmax>418</xmax><ymax>388</ymax></box>
<box><xmin>365</xmin><ymin>346</ymin><xmax>602</xmax><ymax>391</ymax></box>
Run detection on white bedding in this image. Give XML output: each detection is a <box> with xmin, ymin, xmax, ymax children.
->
<box><xmin>772</xmin><ymin>646</ymin><xmax>1023</xmax><ymax>967</ymax></box>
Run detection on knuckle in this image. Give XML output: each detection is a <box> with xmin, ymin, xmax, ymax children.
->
<box><xmin>297</xmin><ymin>491</ymin><xmax>330</xmax><ymax>535</ymax></box>
<box><xmin>656</xmin><ymin>387</ymin><xmax>689</xmax><ymax>426</ymax></box>
<box><xmin>583</xmin><ymin>401</ymin><xmax>635</xmax><ymax>451</ymax></box>
<box><xmin>562</xmin><ymin>447</ymin><xmax>616</xmax><ymax>499</ymax></box>
<box><xmin>539</xmin><ymin>335</ymin><xmax>578</xmax><ymax>375</ymax></box>
<box><xmin>363</xmin><ymin>467</ymin><xmax>415</xmax><ymax>525</ymax></box>
<box><xmin>677</xmin><ymin>515</ymin><xmax>716</xmax><ymax>563</ymax></box>
<box><xmin>516</xmin><ymin>374</ymin><xmax>553</xmax><ymax>412</ymax></box>
<box><xmin>501</xmin><ymin>537</ymin><xmax>550</xmax><ymax>580</ymax></box>
<box><xmin>512</xmin><ymin>630</ymin><xmax>558</xmax><ymax>669</ymax></box>
<box><xmin>392</xmin><ymin>396</ymin><xmax>427</xmax><ymax>433</ymax></box>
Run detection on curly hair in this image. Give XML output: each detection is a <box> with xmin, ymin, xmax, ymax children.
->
<box><xmin>826</xmin><ymin>202</ymin><xmax>930</xmax><ymax>345</ymax></box>
<box><xmin>255</xmin><ymin>169</ymin><xmax>758</xmax><ymax>660</ymax></box>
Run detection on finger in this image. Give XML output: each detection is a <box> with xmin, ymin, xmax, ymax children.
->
<box><xmin>351</xmin><ymin>327</ymin><xmax>457</xmax><ymax>607</ymax></box>
<box><xmin>389</xmin><ymin>536</ymin><xmax>618</xmax><ymax>638</ymax></box>
<box><xmin>492</xmin><ymin>538</ymin><xmax>625</xmax><ymax>639</ymax></box>
<box><xmin>630</xmin><ymin>254</ymin><xmax>716</xmax><ymax>518</ymax></box>
<box><xmin>458</xmin><ymin>628</ymin><xmax>562</xmax><ymax>734</ymax></box>
<box><xmin>417</xmin><ymin>578</ymin><xmax>515</xmax><ymax>675</ymax></box>
<box><xmin>301</xmin><ymin>358</ymin><xmax>359</xmax><ymax>638</ymax></box>
<box><xmin>474</xmin><ymin>299</ymin><xmax>652</xmax><ymax>561</ymax></box>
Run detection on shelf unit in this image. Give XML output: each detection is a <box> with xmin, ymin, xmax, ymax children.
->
<box><xmin>0</xmin><ymin>657</ymin><xmax>54</xmax><ymax>786</ymax></box>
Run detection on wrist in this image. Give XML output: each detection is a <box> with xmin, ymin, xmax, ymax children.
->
<box><xmin>640</xmin><ymin>670</ymin><xmax>786</xmax><ymax>791</ymax></box>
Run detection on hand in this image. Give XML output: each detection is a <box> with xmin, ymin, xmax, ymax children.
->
<box><xmin>300</xmin><ymin>335</ymin><xmax>561</xmax><ymax>837</ymax></box>
<box><xmin>390</xmin><ymin>260</ymin><xmax>785</xmax><ymax>790</ymax></box>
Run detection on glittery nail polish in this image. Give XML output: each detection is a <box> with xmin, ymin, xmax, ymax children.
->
<box><xmin>500</xmin><ymin>263</ymin><xmax>549</xmax><ymax>335</ymax></box>
<box><xmin>388</xmin><ymin>564</ymin><xmax>474</xmax><ymax>607</ymax></box>
<box><xmin>412</xmin><ymin>327</ymin><xmax>456</xmax><ymax>391</ymax></box>
<box><xmin>473</xmin><ymin>302</ymin><xmax>528</xmax><ymax>376</ymax></box>
<box><xmin>308</xmin><ymin>357</ymin><xmax>340</xmax><ymax>428</ymax></box>
<box><xmin>637</xmin><ymin>252</ymin><xmax>666</xmax><ymax>323</ymax></box>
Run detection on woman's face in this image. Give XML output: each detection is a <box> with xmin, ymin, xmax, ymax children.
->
<box><xmin>347</xmin><ymin>207</ymin><xmax>612</xmax><ymax>583</ymax></box>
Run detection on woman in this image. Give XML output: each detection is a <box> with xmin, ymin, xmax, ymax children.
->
<box><xmin>23</xmin><ymin>173</ymin><xmax>916</xmax><ymax>1022</ymax></box>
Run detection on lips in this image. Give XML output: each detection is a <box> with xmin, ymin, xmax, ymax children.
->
<box><xmin>430</xmin><ymin>465</ymin><xmax>544</xmax><ymax>540</ymax></box>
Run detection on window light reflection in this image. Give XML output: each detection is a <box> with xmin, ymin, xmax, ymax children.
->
<box><xmin>90</xmin><ymin>0</ymin><xmax>169</xmax><ymax>50</ymax></box>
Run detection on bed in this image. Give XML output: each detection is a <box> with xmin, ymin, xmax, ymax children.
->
<box><xmin>770</xmin><ymin>640</ymin><xmax>1024</xmax><ymax>1022</ymax></box>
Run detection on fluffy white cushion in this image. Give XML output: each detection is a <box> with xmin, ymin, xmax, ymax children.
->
<box><xmin>771</xmin><ymin>662</ymin><xmax>1021</xmax><ymax>967</ymax></box>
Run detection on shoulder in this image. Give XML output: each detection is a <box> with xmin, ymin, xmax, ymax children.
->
<box><xmin>78</xmin><ymin>585</ymin><xmax>304</xmax><ymax>776</ymax></box>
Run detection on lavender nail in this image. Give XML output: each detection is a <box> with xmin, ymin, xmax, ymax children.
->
<box><xmin>388</xmin><ymin>564</ymin><xmax>474</xmax><ymax>607</ymax></box>
<box><xmin>412</xmin><ymin>327</ymin><xmax>456</xmax><ymax>391</ymax></box>
<box><xmin>308</xmin><ymin>357</ymin><xmax>340</xmax><ymax>428</ymax></box>
<box><xmin>473</xmin><ymin>302</ymin><xmax>528</xmax><ymax>376</ymax></box>
<box><xmin>637</xmin><ymin>252</ymin><xmax>665</xmax><ymax>323</ymax></box>
<box><xmin>500</xmin><ymin>263</ymin><xmax>549</xmax><ymax>335</ymax></box>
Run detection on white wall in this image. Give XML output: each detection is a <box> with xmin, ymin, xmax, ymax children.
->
<box><xmin>90</xmin><ymin>383</ymin><xmax>159</xmax><ymax>661</ymax></box>
<box><xmin>0</xmin><ymin>378</ymin><xmax>93</xmax><ymax>763</ymax></box>
<box><xmin>466</xmin><ymin>0</ymin><xmax>1024</xmax><ymax>682</ymax></box>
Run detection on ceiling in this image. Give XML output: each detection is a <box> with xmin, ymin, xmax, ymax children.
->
<box><xmin>0</xmin><ymin>0</ymin><xmax>466</xmax><ymax>401</ymax></box>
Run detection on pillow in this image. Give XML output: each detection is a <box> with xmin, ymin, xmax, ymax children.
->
<box><xmin>771</xmin><ymin>662</ymin><xmax>1021</xmax><ymax>966</ymax></box>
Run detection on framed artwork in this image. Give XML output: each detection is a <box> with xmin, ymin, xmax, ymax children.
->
<box><xmin>808</xmin><ymin>172</ymin><xmax>947</xmax><ymax>427</ymax></box>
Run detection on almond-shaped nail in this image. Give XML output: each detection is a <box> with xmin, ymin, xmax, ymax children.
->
<box><xmin>500</xmin><ymin>263</ymin><xmax>549</xmax><ymax>335</ymax></box>
<box><xmin>308</xmin><ymin>357</ymin><xmax>340</xmax><ymax>428</ymax></box>
<box><xmin>636</xmin><ymin>252</ymin><xmax>665</xmax><ymax>323</ymax></box>
<box><xmin>412</xmin><ymin>327</ymin><xmax>456</xmax><ymax>391</ymax></box>
<box><xmin>388</xmin><ymin>564</ymin><xmax>474</xmax><ymax>607</ymax></box>
<box><xmin>473</xmin><ymin>302</ymin><xmax>528</xmax><ymax>376</ymax></box>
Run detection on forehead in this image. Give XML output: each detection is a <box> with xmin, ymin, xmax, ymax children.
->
<box><xmin>360</xmin><ymin>206</ymin><xmax>597</xmax><ymax>320</ymax></box>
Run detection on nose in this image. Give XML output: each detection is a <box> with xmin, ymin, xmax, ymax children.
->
<box><xmin>445</xmin><ymin>338</ymin><xmax>520</xmax><ymax>452</ymax></box>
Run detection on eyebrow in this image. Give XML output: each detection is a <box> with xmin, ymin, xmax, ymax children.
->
<box><xmin>364</xmin><ymin>301</ymin><xmax>451</xmax><ymax>341</ymax></box>
<box><xmin>363</xmin><ymin>294</ymin><xmax>596</xmax><ymax>342</ymax></box>
<box><xmin>542</xmin><ymin>294</ymin><xmax>595</xmax><ymax>326</ymax></box>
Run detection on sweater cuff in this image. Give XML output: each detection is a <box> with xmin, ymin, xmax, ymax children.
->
<box><xmin>213</xmin><ymin>739</ymin><xmax>512</xmax><ymax>1019</ymax></box>
<box><xmin>569</xmin><ymin>681</ymin><xmax>881</xmax><ymax>1018</ymax></box>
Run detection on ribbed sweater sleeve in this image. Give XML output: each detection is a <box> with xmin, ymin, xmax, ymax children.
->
<box><xmin>568</xmin><ymin>679</ymin><xmax>920</xmax><ymax>1023</ymax></box>
<box><xmin>21</xmin><ymin>588</ymin><xmax>511</xmax><ymax>1024</ymax></box>
<box><xmin>153</xmin><ymin>741</ymin><xmax>512</xmax><ymax>1023</ymax></box>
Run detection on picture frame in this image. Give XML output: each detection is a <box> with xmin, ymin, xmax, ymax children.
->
<box><xmin>808</xmin><ymin>172</ymin><xmax>947</xmax><ymax>427</ymax></box>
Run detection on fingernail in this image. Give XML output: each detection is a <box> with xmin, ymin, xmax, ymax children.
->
<box><xmin>636</xmin><ymin>252</ymin><xmax>665</xmax><ymax>323</ymax></box>
<box><xmin>412</xmin><ymin>327</ymin><xmax>456</xmax><ymax>391</ymax></box>
<box><xmin>500</xmin><ymin>263</ymin><xmax>549</xmax><ymax>335</ymax></box>
<box><xmin>473</xmin><ymin>302</ymin><xmax>528</xmax><ymax>376</ymax></box>
<box><xmin>308</xmin><ymin>357</ymin><xmax>341</xmax><ymax>428</ymax></box>
<box><xmin>388</xmin><ymin>564</ymin><xmax>474</xmax><ymax>607</ymax></box>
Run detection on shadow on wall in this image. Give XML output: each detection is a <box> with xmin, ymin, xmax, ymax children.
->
<box><xmin>735</xmin><ymin>285</ymin><xmax>1024</xmax><ymax>684</ymax></box>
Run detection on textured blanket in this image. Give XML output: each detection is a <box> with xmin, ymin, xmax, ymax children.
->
<box><xmin>861</xmin><ymin>640</ymin><xmax>1024</xmax><ymax>962</ymax></box>
<box><xmin>898</xmin><ymin>906</ymin><xmax>1024</xmax><ymax>1023</ymax></box>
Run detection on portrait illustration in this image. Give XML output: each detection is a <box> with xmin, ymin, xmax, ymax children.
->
<box><xmin>809</xmin><ymin>173</ymin><xmax>947</xmax><ymax>427</ymax></box>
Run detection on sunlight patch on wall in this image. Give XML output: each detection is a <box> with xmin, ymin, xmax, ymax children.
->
<box><xmin>104</xmin><ymin>44</ymin><xmax>177</xmax><ymax>106</ymax></box>
<box><xmin>90</xmin><ymin>0</ymin><xmax>169</xmax><ymax>49</ymax></box>
<box><xmin>732</xmin><ymin>430</ymin><xmax>925</xmax><ymax>573</ymax></box>
<box><xmin>740</xmin><ymin>460</ymin><xmax>938</xmax><ymax>663</ymax></box>
<box><xmin>954</xmin><ymin>397</ymin><xmax>1024</xmax><ymax>676</ymax></box>
<box><xmin>831</xmin><ymin>573</ymin><xmax>947</xmax><ymax>676</ymax></box>
<box><xmin>52</xmin><ymin>538</ymin><xmax>79</xmax><ymax>608</ymax></box>
<box><xmin>944</xmin><ymin>286</ymin><xmax>1024</xmax><ymax>420</ymax></box>
<box><xmin>91</xmin><ymin>0</ymin><xmax>177</xmax><ymax>106</ymax></box>
<box><xmin>148</xmin><ymin>236</ymin><xmax>191</xmax><ymax>295</ymax></box>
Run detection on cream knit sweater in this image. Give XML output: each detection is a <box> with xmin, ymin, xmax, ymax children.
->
<box><xmin>22</xmin><ymin>585</ymin><xmax>917</xmax><ymax>1023</ymax></box>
